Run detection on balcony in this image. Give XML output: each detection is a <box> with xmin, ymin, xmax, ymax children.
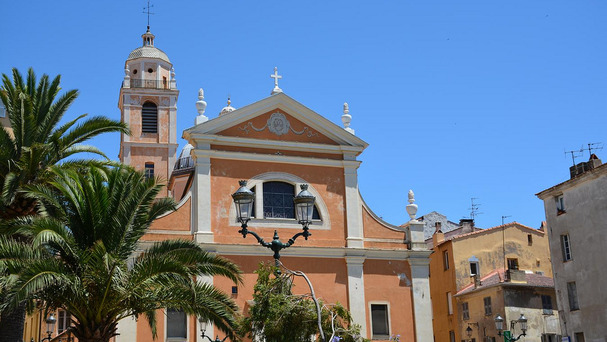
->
<box><xmin>173</xmin><ymin>156</ymin><xmax>194</xmax><ymax>174</ymax></box>
<box><xmin>130</xmin><ymin>78</ymin><xmax>170</xmax><ymax>89</ymax></box>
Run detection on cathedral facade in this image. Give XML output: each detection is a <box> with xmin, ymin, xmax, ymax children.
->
<box><xmin>113</xmin><ymin>28</ymin><xmax>434</xmax><ymax>342</ymax></box>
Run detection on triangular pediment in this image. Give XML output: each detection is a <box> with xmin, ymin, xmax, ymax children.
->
<box><xmin>184</xmin><ymin>93</ymin><xmax>368</xmax><ymax>150</ymax></box>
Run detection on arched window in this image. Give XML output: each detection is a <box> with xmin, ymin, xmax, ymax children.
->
<box><xmin>263</xmin><ymin>181</ymin><xmax>295</xmax><ymax>218</ymax></box>
<box><xmin>260</xmin><ymin>181</ymin><xmax>321</xmax><ymax>219</ymax></box>
<box><xmin>141</xmin><ymin>102</ymin><xmax>158</xmax><ymax>133</ymax></box>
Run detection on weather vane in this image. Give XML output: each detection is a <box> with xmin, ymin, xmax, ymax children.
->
<box><xmin>143</xmin><ymin>0</ymin><xmax>154</xmax><ymax>30</ymax></box>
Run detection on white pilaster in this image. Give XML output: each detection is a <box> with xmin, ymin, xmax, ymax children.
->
<box><xmin>114</xmin><ymin>316</ymin><xmax>137</xmax><ymax>342</ymax></box>
<box><xmin>344</xmin><ymin>165</ymin><xmax>364</xmax><ymax>248</ymax></box>
<box><xmin>409</xmin><ymin>256</ymin><xmax>433</xmax><ymax>342</ymax></box>
<box><xmin>193</xmin><ymin>146</ymin><xmax>213</xmax><ymax>243</ymax></box>
<box><xmin>346</xmin><ymin>255</ymin><xmax>367</xmax><ymax>337</ymax></box>
<box><xmin>255</xmin><ymin>182</ymin><xmax>264</xmax><ymax>219</ymax></box>
<box><xmin>409</xmin><ymin>219</ymin><xmax>426</xmax><ymax>250</ymax></box>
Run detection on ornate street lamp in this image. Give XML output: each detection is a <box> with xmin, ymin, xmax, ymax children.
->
<box><xmin>232</xmin><ymin>180</ymin><xmax>316</xmax><ymax>269</ymax></box>
<box><xmin>33</xmin><ymin>313</ymin><xmax>57</xmax><ymax>342</ymax></box>
<box><xmin>199</xmin><ymin>318</ymin><xmax>228</xmax><ymax>342</ymax></box>
<box><xmin>495</xmin><ymin>313</ymin><xmax>527</xmax><ymax>342</ymax></box>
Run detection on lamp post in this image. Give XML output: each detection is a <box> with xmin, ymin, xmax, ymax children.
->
<box><xmin>199</xmin><ymin>318</ymin><xmax>228</xmax><ymax>342</ymax></box>
<box><xmin>231</xmin><ymin>180</ymin><xmax>316</xmax><ymax>272</ymax></box>
<box><xmin>32</xmin><ymin>313</ymin><xmax>57</xmax><ymax>342</ymax></box>
<box><xmin>495</xmin><ymin>313</ymin><xmax>527</xmax><ymax>342</ymax></box>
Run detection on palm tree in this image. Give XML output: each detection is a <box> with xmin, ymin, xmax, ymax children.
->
<box><xmin>0</xmin><ymin>166</ymin><xmax>242</xmax><ymax>342</ymax></box>
<box><xmin>0</xmin><ymin>68</ymin><xmax>129</xmax><ymax>341</ymax></box>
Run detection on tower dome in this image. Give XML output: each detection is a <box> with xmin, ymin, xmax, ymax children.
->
<box><xmin>126</xmin><ymin>28</ymin><xmax>171</xmax><ymax>63</ymax></box>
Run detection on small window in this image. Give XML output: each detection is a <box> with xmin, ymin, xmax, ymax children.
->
<box><xmin>57</xmin><ymin>310</ymin><xmax>71</xmax><ymax>334</ymax></box>
<box><xmin>483</xmin><ymin>296</ymin><xmax>492</xmax><ymax>315</ymax></box>
<box><xmin>133</xmin><ymin>69</ymin><xmax>138</xmax><ymax>75</ymax></box>
<box><xmin>449</xmin><ymin>331</ymin><xmax>456</xmax><ymax>342</ymax></box>
<box><xmin>462</xmin><ymin>302</ymin><xmax>469</xmax><ymax>320</ymax></box>
<box><xmin>141</xmin><ymin>102</ymin><xmax>158</xmax><ymax>133</ymax></box>
<box><xmin>0</xmin><ymin>102</ymin><xmax>6</xmax><ymax>118</ymax></box>
<box><xmin>167</xmin><ymin>308</ymin><xmax>187</xmax><ymax>338</ymax></box>
<box><xmin>148</xmin><ymin>68</ymin><xmax>154</xmax><ymax>73</ymax></box>
<box><xmin>507</xmin><ymin>258</ymin><xmax>519</xmax><ymax>270</ymax></box>
<box><xmin>561</xmin><ymin>234</ymin><xmax>572</xmax><ymax>262</ymax></box>
<box><xmin>371</xmin><ymin>304</ymin><xmax>389</xmax><ymax>339</ymax></box>
<box><xmin>144</xmin><ymin>163</ymin><xmax>154</xmax><ymax>179</ymax></box>
<box><xmin>443</xmin><ymin>250</ymin><xmax>450</xmax><ymax>270</ymax></box>
<box><xmin>567</xmin><ymin>282</ymin><xmax>579</xmax><ymax>311</ymax></box>
<box><xmin>556</xmin><ymin>195</ymin><xmax>565</xmax><ymax>214</ymax></box>
<box><xmin>528</xmin><ymin>234</ymin><xmax>533</xmax><ymax>245</ymax></box>
<box><xmin>447</xmin><ymin>292</ymin><xmax>453</xmax><ymax>315</ymax></box>
<box><xmin>469</xmin><ymin>256</ymin><xmax>479</xmax><ymax>276</ymax></box>
<box><xmin>542</xmin><ymin>294</ymin><xmax>553</xmax><ymax>315</ymax></box>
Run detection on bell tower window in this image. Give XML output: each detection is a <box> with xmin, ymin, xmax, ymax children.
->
<box><xmin>141</xmin><ymin>102</ymin><xmax>158</xmax><ymax>133</ymax></box>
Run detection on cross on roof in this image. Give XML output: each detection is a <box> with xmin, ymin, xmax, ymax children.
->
<box><xmin>143</xmin><ymin>0</ymin><xmax>155</xmax><ymax>30</ymax></box>
<box><xmin>270</xmin><ymin>67</ymin><xmax>283</xmax><ymax>95</ymax></box>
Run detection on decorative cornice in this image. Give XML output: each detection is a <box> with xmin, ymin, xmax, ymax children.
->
<box><xmin>187</xmin><ymin>133</ymin><xmax>364</xmax><ymax>155</ymax></box>
<box><xmin>191</xmin><ymin>149</ymin><xmax>362</xmax><ymax>169</ymax></box>
<box><xmin>195</xmin><ymin>243</ymin><xmax>429</xmax><ymax>261</ymax></box>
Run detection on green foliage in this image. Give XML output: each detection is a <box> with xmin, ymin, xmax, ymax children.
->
<box><xmin>238</xmin><ymin>263</ymin><xmax>368</xmax><ymax>342</ymax></box>
<box><xmin>0</xmin><ymin>67</ymin><xmax>128</xmax><ymax>342</ymax></box>
<box><xmin>0</xmin><ymin>67</ymin><xmax>129</xmax><ymax>219</ymax></box>
<box><xmin>0</xmin><ymin>166</ymin><xmax>243</xmax><ymax>342</ymax></box>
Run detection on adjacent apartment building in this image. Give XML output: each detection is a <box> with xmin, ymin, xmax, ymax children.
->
<box><xmin>536</xmin><ymin>154</ymin><xmax>607</xmax><ymax>342</ymax></box>
<box><xmin>429</xmin><ymin>220</ymin><xmax>560</xmax><ymax>342</ymax></box>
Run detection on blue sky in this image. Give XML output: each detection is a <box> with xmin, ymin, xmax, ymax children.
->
<box><xmin>2</xmin><ymin>1</ymin><xmax>606</xmax><ymax>228</ymax></box>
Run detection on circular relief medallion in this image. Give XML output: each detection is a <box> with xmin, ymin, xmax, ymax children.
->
<box><xmin>267</xmin><ymin>112</ymin><xmax>290</xmax><ymax>136</ymax></box>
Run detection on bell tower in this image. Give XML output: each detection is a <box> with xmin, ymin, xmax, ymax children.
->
<box><xmin>118</xmin><ymin>27</ymin><xmax>179</xmax><ymax>196</ymax></box>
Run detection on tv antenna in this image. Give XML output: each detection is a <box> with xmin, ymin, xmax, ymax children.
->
<box><xmin>468</xmin><ymin>197</ymin><xmax>482</xmax><ymax>221</ymax></box>
<box><xmin>143</xmin><ymin>0</ymin><xmax>154</xmax><ymax>29</ymax></box>
<box><xmin>564</xmin><ymin>146</ymin><xmax>583</xmax><ymax>167</ymax></box>
<box><xmin>501</xmin><ymin>215</ymin><xmax>511</xmax><ymax>225</ymax></box>
<box><xmin>584</xmin><ymin>142</ymin><xmax>603</xmax><ymax>157</ymax></box>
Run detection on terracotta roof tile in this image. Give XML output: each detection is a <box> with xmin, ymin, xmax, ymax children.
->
<box><xmin>456</xmin><ymin>269</ymin><xmax>554</xmax><ymax>296</ymax></box>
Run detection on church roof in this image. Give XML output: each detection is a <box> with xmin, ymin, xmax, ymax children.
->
<box><xmin>127</xmin><ymin>45</ymin><xmax>171</xmax><ymax>63</ymax></box>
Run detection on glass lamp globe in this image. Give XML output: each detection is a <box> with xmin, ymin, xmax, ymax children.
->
<box><xmin>232</xmin><ymin>180</ymin><xmax>255</xmax><ymax>223</ymax></box>
<box><xmin>294</xmin><ymin>184</ymin><xmax>315</xmax><ymax>225</ymax></box>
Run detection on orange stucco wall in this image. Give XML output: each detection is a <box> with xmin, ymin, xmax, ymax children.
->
<box><xmin>211</xmin><ymin>143</ymin><xmax>343</xmax><ymax>160</ymax></box>
<box><xmin>149</xmin><ymin>197</ymin><xmax>191</xmax><ymax>231</ymax></box>
<box><xmin>217</xmin><ymin>110</ymin><xmax>338</xmax><ymax>145</ymax></box>
<box><xmin>210</xmin><ymin>159</ymin><xmax>347</xmax><ymax>247</ymax></box>
<box><xmin>430</xmin><ymin>241</ymin><xmax>459</xmax><ymax>342</ymax></box>
<box><xmin>362</xmin><ymin>206</ymin><xmax>408</xmax><ymax>249</ymax></box>
<box><xmin>364</xmin><ymin>259</ymin><xmax>415</xmax><ymax>341</ymax></box>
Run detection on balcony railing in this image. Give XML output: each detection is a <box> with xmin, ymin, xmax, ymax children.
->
<box><xmin>174</xmin><ymin>156</ymin><xmax>194</xmax><ymax>171</ymax></box>
<box><xmin>130</xmin><ymin>78</ymin><xmax>170</xmax><ymax>89</ymax></box>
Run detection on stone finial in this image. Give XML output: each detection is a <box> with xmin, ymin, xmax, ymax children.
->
<box><xmin>406</xmin><ymin>190</ymin><xmax>418</xmax><ymax>220</ymax></box>
<box><xmin>341</xmin><ymin>102</ymin><xmax>355</xmax><ymax>135</ymax></box>
<box><xmin>170</xmin><ymin>67</ymin><xmax>177</xmax><ymax>89</ymax></box>
<box><xmin>123</xmin><ymin>66</ymin><xmax>131</xmax><ymax>88</ymax></box>
<box><xmin>195</xmin><ymin>88</ymin><xmax>208</xmax><ymax>125</ymax></box>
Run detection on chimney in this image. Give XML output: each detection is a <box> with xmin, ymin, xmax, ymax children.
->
<box><xmin>472</xmin><ymin>274</ymin><xmax>481</xmax><ymax>289</ymax></box>
<box><xmin>569</xmin><ymin>154</ymin><xmax>603</xmax><ymax>179</ymax></box>
<box><xmin>432</xmin><ymin>222</ymin><xmax>445</xmax><ymax>246</ymax></box>
<box><xmin>435</xmin><ymin>221</ymin><xmax>442</xmax><ymax>233</ymax></box>
<box><xmin>460</xmin><ymin>219</ymin><xmax>474</xmax><ymax>234</ymax></box>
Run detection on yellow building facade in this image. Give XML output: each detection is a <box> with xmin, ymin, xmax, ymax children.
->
<box><xmin>429</xmin><ymin>221</ymin><xmax>556</xmax><ymax>342</ymax></box>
